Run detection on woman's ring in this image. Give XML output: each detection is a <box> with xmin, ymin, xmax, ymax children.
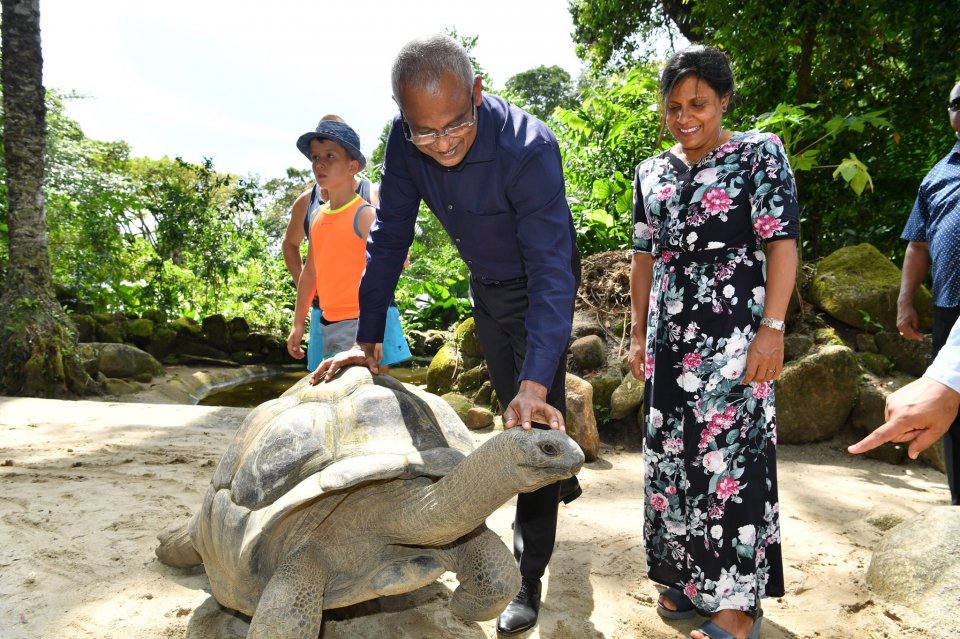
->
<box><xmin>767</xmin><ymin>368</ymin><xmax>776</xmax><ymax>373</ymax></box>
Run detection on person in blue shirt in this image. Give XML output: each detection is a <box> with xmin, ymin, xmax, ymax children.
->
<box><xmin>897</xmin><ymin>80</ymin><xmax>960</xmax><ymax>504</ymax></box>
<box><xmin>313</xmin><ymin>33</ymin><xmax>581</xmax><ymax>636</ymax></box>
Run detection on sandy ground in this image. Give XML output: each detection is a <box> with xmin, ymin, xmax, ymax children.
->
<box><xmin>0</xmin><ymin>394</ymin><xmax>950</xmax><ymax>639</ymax></box>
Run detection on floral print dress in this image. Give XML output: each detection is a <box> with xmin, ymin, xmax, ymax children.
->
<box><xmin>632</xmin><ymin>131</ymin><xmax>798</xmax><ymax>612</ymax></box>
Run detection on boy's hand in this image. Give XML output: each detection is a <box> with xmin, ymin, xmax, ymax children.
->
<box><xmin>287</xmin><ymin>325</ymin><xmax>305</xmax><ymax>359</ymax></box>
<box><xmin>310</xmin><ymin>342</ymin><xmax>379</xmax><ymax>384</ymax></box>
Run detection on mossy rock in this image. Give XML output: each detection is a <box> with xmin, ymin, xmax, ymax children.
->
<box><xmin>231</xmin><ymin>351</ymin><xmax>261</xmax><ymax>364</ymax></box>
<box><xmin>140</xmin><ymin>308</ymin><xmax>168</xmax><ymax>324</ymax></box>
<box><xmin>808</xmin><ymin>243</ymin><xmax>934</xmax><ymax>332</ymax></box>
<box><xmin>95</xmin><ymin>321</ymin><xmax>125</xmax><ymax>344</ymax></box>
<box><xmin>440</xmin><ymin>392</ymin><xmax>473</xmax><ymax>422</ymax></box>
<box><xmin>202</xmin><ymin>314</ymin><xmax>230</xmax><ymax>350</ymax></box>
<box><xmin>474</xmin><ymin>381</ymin><xmax>493</xmax><ymax>407</ymax></box>
<box><xmin>171</xmin><ymin>316</ymin><xmax>202</xmax><ymax>336</ymax></box>
<box><xmin>610</xmin><ymin>372</ymin><xmax>644</xmax><ymax>419</ymax></box>
<box><xmin>426</xmin><ymin>343</ymin><xmax>463</xmax><ymax>395</ymax></box>
<box><xmin>589</xmin><ymin>374</ymin><xmax>622</xmax><ymax>417</ymax></box>
<box><xmin>457</xmin><ymin>364</ymin><xmax>489</xmax><ymax>392</ymax></box>
<box><xmin>69</xmin><ymin>313</ymin><xmax>97</xmax><ymax>343</ymax></box>
<box><xmin>149</xmin><ymin>328</ymin><xmax>178</xmax><ymax>360</ymax></box>
<box><xmin>814</xmin><ymin>327</ymin><xmax>845</xmax><ymax>346</ymax></box>
<box><xmin>453</xmin><ymin>318</ymin><xmax>484</xmax><ymax>358</ymax></box>
<box><xmin>875</xmin><ymin>331</ymin><xmax>933</xmax><ymax>377</ymax></box>
<box><xmin>227</xmin><ymin>316</ymin><xmax>251</xmax><ymax>336</ymax></box>
<box><xmin>570</xmin><ymin>335</ymin><xmax>606</xmax><ymax>370</ymax></box>
<box><xmin>860</xmin><ymin>352</ymin><xmax>893</xmax><ymax>376</ymax></box>
<box><xmin>776</xmin><ymin>345</ymin><xmax>860</xmax><ymax>443</ymax></box>
<box><xmin>127</xmin><ymin>318</ymin><xmax>155</xmax><ymax>347</ymax></box>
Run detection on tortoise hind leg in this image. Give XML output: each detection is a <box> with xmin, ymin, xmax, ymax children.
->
<box><xmin>156</xmin><ymin>523</ymin><xmax>202</xmax><ymax>568</ymax></box>
<box><xmin>443</xmin><ymin>526</ymin><xmax>521</xmax><ymax>621</ymax></box>
<box><xmin>248</xmin><ymin>540</ymin><xmax>326</xmax><ymax>639</ymax></box>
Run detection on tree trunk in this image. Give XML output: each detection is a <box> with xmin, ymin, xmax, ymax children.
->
<box><xmin>0</xmin><ymin>0</ymin><xmax>95</xmax><ymax>397</ymax></box>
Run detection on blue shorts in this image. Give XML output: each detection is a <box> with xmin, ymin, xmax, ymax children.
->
<box><xmin>380</xmin><ymin>305</ymin><xmax>412</xmax><ymax>366</ymax></box>
<box><xmin>306</xmin><ymin>306</ymin><xmax>323</xmax><ymax>372</ymax></box>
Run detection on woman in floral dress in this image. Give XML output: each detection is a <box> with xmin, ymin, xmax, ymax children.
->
<box><xmin>628</xmin><ymin>46</ymin><xmax>798</xmax><ymax>639</ymax></box>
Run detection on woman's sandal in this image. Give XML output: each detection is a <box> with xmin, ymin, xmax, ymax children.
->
<box><xmin>691</xmin><ymin>607</ymin><xmax>763</xmax><ymax>639</ymax></box>
<box><xmin>657</xmin><ymin>587</ymin><xmax>698</xmax><ymax>620</ymax></box>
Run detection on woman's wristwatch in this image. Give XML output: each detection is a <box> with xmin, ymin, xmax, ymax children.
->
<box><xmin>760</xmin><ymin>317</ymin><xmax>786</xmax><ymax>331</ymax></box>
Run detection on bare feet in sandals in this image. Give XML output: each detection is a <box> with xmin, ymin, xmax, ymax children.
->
<box><xmin>690</xmin><ymin>608</ymin><xmax>762</xmax><ymax>639</ymax></box>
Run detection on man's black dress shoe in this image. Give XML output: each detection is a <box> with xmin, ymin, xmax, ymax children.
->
<box><xmin>559</xmin><ymin>475</ymin><xmax>582</xmax><ymax>504</ymax></box>
<box><xmin>496</xmin><ymin>577</ymin><xmax>541</xmax><ymax>636</ymax></box>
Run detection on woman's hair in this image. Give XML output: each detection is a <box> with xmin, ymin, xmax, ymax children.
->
<box><xmin>391</xmin><ymin>34</ymin><xmax>475</xmax><ymax>110</ymax></box>
<box><xmin>655</xmin><ymin>45</ymin><xmax>735</xmax><ymax>147</ymax></box>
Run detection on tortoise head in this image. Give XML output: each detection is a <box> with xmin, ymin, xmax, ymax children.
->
<box><xmin>493</xmin><ymin>428</ymin><xmax>585</xmax><ymax>494</ymax></box>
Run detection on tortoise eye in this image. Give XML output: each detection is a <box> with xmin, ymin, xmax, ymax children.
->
<box><xmin>540</xmin><ymin>442</ymin><xmax>560</xmax><ymax>456</ymax></box>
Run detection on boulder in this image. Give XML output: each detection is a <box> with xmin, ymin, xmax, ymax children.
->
<box><xmin>856</xmin><ymin>333</ymin><xmax>878</xmax><ymax>353</ymax></box>
<box><xmin>860</xmin><ymin>352</ymin><xmax>893</xmax><ymax>376</ymax></box>
<box><xmin>80</xmin><ymin>343</ymin><xmax>165</xmax><ymax>380</ymax></box>
<box><xmin>170</xmin><ymin>316</ymin><xmax>202</xmax><ymax>336</ymax></box>
<box><xmin>103</xmin><ymin>378</ymin><xmax>140</xmax><ymax>396</ymax></box>
<box><xmin>440</xmin><ymin>392</ymin><xmax>473</xmax><ymax>422</ymax></box>
<box><xmin>866</xmin><ymin>507</ymin><xmax>960</xmax><ymax>628</ymax></box>
<box><xmin>202</xmin><ymin>314</ymin><xmax>230</xmax><ymax>350</ymax></box>
<box><xmin>474</xmin><ymin>381</ymin><xmax>493</xmax><ymax>407</ymax></box>
<box><xmin>588</xmin><ymin>373</ymin><xmax>623</xmax><ymax>420</ymax></box>
<box><xmin>775</xmin><ymin>345</ymin><xmax>860</xmax><ymax>443</ymax></box>
<box><xmin>140</xmin><ymin>308</ymin><xmax>168</xmax><ymax>324</ymax></box>
<box><xmin>850</xmin><ymin>373</ymin><xmax>914</xmax><ymax>435</ymax></box>
<box><xmin>610</xmin><ymin>372</ymin><xmax>644</xmax><ymax>420</ymax></box>
<box><xmin>126</xmin><ymin>318</ymin><xmax>155</xmax><ymax>348</ymax></box>
<box><xmin>570</xmin><ymin>335</ymin><xmax>606</xmax><ymax>370</ymax></box>
<box><xmin>453</xmin><ymin>318</ymin><xmax>484</xmax><ymax>357</ymax></box>
<box><xmin>808</xmin><ymin>243</ymin><xmax>933</xmax><ymax>332</ymax></box>
<box><xmin>426</xmin><ymin>343</ymin><xmax>463</xmax><ymax>395</ymax></box>
<box><xmin>227</xmin><ymin>316</ymin><xmax>250</xmax><ymax>342</ymax></box>
<box><xmin>565</xmin><ymin>373</ymin><xmax>600</xmax><ymax>462</ymax></box>
<box><xmin>875</xmin><ymin>331</ymin><xmax>933</xmax><ymax>377</ymax></box>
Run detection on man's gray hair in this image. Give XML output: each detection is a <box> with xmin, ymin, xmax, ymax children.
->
<box><xmin>391</xmin><ymin>34</ymin><xmax>475</xmax><ymax>108</ymax></box>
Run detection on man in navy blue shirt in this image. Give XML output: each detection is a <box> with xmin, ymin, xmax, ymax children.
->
<box><xmin>314</xmin><ymin>34</ymin><xmax>581</xmax><ymax>635</ymax></box>
<box><xmin>898</xmin><ymin>80</ymin><xmax>960</xmax><ymax>504</ymax></box>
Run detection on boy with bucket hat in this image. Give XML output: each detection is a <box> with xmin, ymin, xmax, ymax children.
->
<box><xmin>286</xmin><ymin>120</ymin><xmax>410</xmax><ymax>368</ymax></box>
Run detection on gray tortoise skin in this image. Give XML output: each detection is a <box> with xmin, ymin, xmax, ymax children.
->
<box><xmin>156</xmin><ymin>366</ymin><xmax>583</xmax><ymax>638</ymax></box>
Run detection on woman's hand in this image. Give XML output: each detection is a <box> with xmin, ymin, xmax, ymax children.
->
<box><xmin>742</xmin><ymin>325</ymin><xmax>784</xmax><ymax>385</ymax></box>
<box><xmin>628</xmin><ymin>332</ymin><xmax>646</xmax><ymax>380</ymax></box>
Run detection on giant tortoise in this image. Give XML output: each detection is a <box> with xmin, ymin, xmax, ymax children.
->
<box><xmin>156</xmin><ymin>366</ymin><xmax>583</xmax><ymax>638</ymax></box>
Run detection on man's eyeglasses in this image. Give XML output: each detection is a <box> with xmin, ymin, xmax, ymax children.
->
<box><xmin>950</xmin><ymin>97</ymin><xmax>960</xmax><ymax>113</ymax></box>
<box><xmin>401</xmin><ymin>102</ymin><xmax>477</xmax><ymax>146</ymax></box>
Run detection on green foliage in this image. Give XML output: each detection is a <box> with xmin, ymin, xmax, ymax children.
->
<box><xmin>504</xmin><ymin>65</ymin><xmax>577</xmax><ymax>121</ymax></box>
<box><xmin>569</xmin><ymin>0</ymin><xmax>960</xmax><ymax>259</ymax></box>
<box><xmin>552</xmin><ymin>66</ymin><xmax>663</xmax><ymax>254</ymax></box>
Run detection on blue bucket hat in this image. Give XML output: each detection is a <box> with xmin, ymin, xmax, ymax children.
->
<box><xmin>296</xmin><ymin>120</ymin><xmax>366</xmax><ymax>170</ymax></box>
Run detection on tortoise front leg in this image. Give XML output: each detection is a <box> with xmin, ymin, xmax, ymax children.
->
<box><xmin>442</xmin><ymin>525</ymin><xmax>521</xmax><ymax>621</ymax></box>
<box><xmin>248</xmin><ymin>540</ymin><xmax>326</xmax><ymax>639</ymax></box>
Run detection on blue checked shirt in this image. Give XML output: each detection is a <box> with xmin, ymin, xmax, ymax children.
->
<box><xmin>902</xmin><ymin>140</ymin><xmax>960</xmax><ymax>307</ymax></box>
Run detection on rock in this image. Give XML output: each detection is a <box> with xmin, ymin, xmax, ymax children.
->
<box><xmin>571</xmin><ymin>309</ymin><xmax>605</xmax><ymax>340</ymax></box>
<box><xmin>783</xmin><ymin>332</ymin><xmax>814</xmax><ymax>362</ymax></box>
<box><xmin>875</xmin><ymin>331</ymin><xmax>933</xmax><ymax>377</ymax></box>
<box><xmin>814</xmin><ymin>327</ymin><xmax>844</xmax><ymax>346</ymax></box>
<box><xmin>171</xmin><ymin>316</ymin><xmax>202</xmax><ymax>336</ymax></box>
<box><xmin>453</xmin><ymin>318</ymin><xmax>484</xmax><ymax>357</ymax></box>
<box><xmin>860</xmin><ymin>352</ymin><xmax>893</xmax><ymax>376</ymax></box>
<box><xmin>427</xmin><ymin>344</ymin><xmax>463</xmax><ymax>395</ymax></box>
<box><xmin>202</xmin><ymin>314</ymin><xmax>230</xmax><ymax>350</ymax></box>
<box><xmin>464</xmin><ymin>406</ymin><xmax>494</xmax><ymax>430</ymax></box>
<box><xmin>588</xmin><ymin>373</ymin><xmax>622</xmax><ymax>420</ymax></box>
<box><xmin>133</xmin><ymin>372</ymin><xmax>154</xmax><ymax>383</ymax></box>
<box><xmin>227</xmin><ymin>316</ymin><xmax>250</xmax><ymax>342</ymax></box>
<box><xmin>69</xmin><ymin>313</ymin><xmax>97</xmax><ymax>343</ymax></box>
<box><xmin>231</xmin><ymin>351</ymin><xmax>261</xmax><ymax>365</ymax></box>
<box><xmin>140</xmin><ymin>308</ymin><xmax>168</xmax><ymax>324</ymax></box>
<box><xmin>80</xmin><ymin>343</ymin><xmax>165</xmax><ymax>379</ymax></box>
<box><xmin>103</xmin><ymin>378</ymin><xmax>140</xmax><ymax>396</ymax></box>
<box><xmin>440</xmin><ymin>392</ymin><xmax>473</xmax><ymax>422</ymax></box>
<box><xmin>457</xmin><ymin>364</ymin><xmax>489</xmax><ymax>392</ymax></box>
<box><xmin>850</xmin><ymin>373</ymin><xmax>914</xmax><ymax>435</ymax></box>
<box><xmin>149</xmin><ymin>328</ymin><xmax>178</xmax><ymax>360</ymax></box>
<box><xmin>407</xmin><ymin>329</ymin><xmax>446</xmax><ymax>358</ymax></box>
<box><xmin>126</xmin><ymin>318</ymin><xmax>155</xmax><ymax>348</ymax></box>
<box><xmin>565</xmin><ymin>373</ymin><xmax>600</xmax><ymax>462</ymax></box>
<box><xmin>474</xmin><ymin>381</ymin><xmax>493</xmax><ymax>407</ymax></box>
<box><xmin>866</xmin><ymin>507</ymin><xmax>960</xmax><ymax>627</ymax></box>
<box><xmin>856</xmin><ymin>333</ymin><xmax>879</xmax><ymax>353</ymax></box>
<box><xmin>776</xmin><ymin>345</ymin><xmax>859</xmax><ymax>443</ymax></box>
<box><xmin>570</xmin><ymin>335</ymin><xmax>606</xmax><ymax>370</ymax></box>
<box><xmin>920</xmin><ymin>439</ymin><xmax>946</xmax><ymax>474</ymax></box>
<box><xmin>610</xmin><ymin>372</ymin><xmax>644</xmax><ymax>420</ymax></box>
<box><xmin>95</xmin><ymin>317</ymin><xmax>125</xmax><ymax>343</ymax></box>
<box><xmin>808</xmin><ymin>243</ymin><xmax>934</xmax><ymax>332</ymax></box>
